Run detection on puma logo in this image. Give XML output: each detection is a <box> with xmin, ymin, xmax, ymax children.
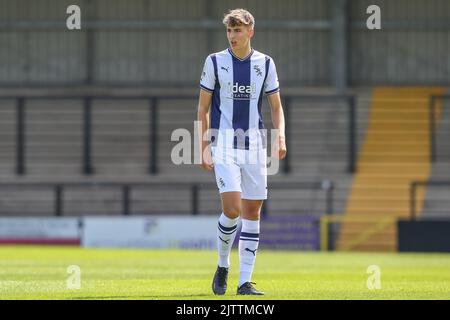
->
<box><xmin>245</xmin><ymin>248</ymin><xmax>257</xmax><ymax>256</ymax></box>
<box><xmin>219</xmin><ymin>236</ymin><xmax>229</xmax><ymax>244</ymax></box>
<box><xmin>221</xmin><ymin>66</ymin><xmax>229</xmax><ymax>73</ymax></box>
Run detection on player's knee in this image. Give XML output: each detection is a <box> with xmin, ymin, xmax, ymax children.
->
<box><xmin>243</xmin><ymin>211</ymin><xmax>260</xmax><ymax>220</ymax></box>
<box><xmin>223</xmin><ymin>205</ymin><xmax>241</xmax><ymax>218</ymax></box>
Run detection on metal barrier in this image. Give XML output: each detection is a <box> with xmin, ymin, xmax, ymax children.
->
<box><xmin>0</xmin><ymin>94</ymin><xmax>357</xmax><ymax>175</ymax></box>
<box><xmin>285</xmin><ymin>95</ymin><xmax>357</xmax><ymax>173</ymax></box>
<box><xmin>429</xmin><ymin>95</ymin><xmax>450</xmax><ymax>162</ymax></box>
<box><xmin>319</xmin><ymin>214</ymin><xmax>397</xmax><ymax>251</ymax></box>
<box><xmin>410</xmin><ymin>180</ymin><xmax>450</xmax><ymax>220</ymax></box>
<box><xmin>0</xmin><ymin>181</ymin><xmax>335</xmax><ymax>217</ymax></box>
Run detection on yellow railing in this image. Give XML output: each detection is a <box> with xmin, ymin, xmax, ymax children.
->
<box><xmin>320</xmin><ymin>214</ymin><xmax>397</xmax><ymax>251</ymax></box>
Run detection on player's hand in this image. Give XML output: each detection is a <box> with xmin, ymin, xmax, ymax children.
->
<box><xmin>278</xmin><ymin>137</ymin><xmax>287</xmax><ymax>160</ymax></box>
<box><xmin>200</xmin><ymin>147</ymin><xmax>214</xmax><ymax>171</ymax></box>
<box><xmin>275</xmin><ymin>136</ymin><xmax>287</xmax><ymax>160</ymax></box>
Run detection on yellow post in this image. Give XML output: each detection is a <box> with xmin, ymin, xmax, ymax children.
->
<box><xmin>320</xmin><ymin>216</ymin><xmax>329</xmax><ymax>251</ymax></box>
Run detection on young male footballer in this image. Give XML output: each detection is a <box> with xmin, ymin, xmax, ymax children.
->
<box><xmin>197</xmin><ymin>8</ymin><xmax>287</xmax><ymax>296</ymax></box>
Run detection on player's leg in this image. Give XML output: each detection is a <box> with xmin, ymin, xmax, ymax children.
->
<box><xmin>212</xmin><ymin>191</ymin><xmax>241</xmax><ymax>295</ymax></box>
<box><xmin>237</xmin><ymin>150</ymin><xmax>267</xmax><ymax>295</ymax></box>
<box><xmin>217</xmin><ymin>191</ymin><xmax>241</xmax><ymax>268</ymax></box>
<box><xmin>237</xmin><ymin>199</ymin><xmax>264</xmax><ymax>295</ymax></box>
<box><xmin>211</xmin><ymin>148</ymin><xmax>242</xmax><ymax>295</ymax></box>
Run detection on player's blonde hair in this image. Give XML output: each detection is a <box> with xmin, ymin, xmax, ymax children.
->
<box><xmin>222</xmin><ymin>8</ymin><xmax>255</xmax><ymax>28</ymax></box>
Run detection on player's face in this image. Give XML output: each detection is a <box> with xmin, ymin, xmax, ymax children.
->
<box><xmin>226</xmin><ymin>25</ymin><xmax>254</xmax><ymax>50</ymax></box>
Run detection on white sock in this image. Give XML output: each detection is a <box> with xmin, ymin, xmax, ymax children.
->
<box><xmin>238</xmin><ymin>219</ymin><xmax>260</xmax><ymax>287</ymax></box>
<box><xmin>217</xmin><ymin>212</ymin><xmax>239</xmax><ymax>268</ymax></box>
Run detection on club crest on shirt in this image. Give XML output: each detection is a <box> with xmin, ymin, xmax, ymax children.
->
<box><xmin>253</xmin><ymin>65</ymin><xmax>262</xmax><ymax>77</ymax></box>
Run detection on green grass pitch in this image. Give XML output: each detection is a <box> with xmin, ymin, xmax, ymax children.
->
<box><xmin>0</xmin><ymin>246</ymin><xmax>449</xmax><ymax>299</ymax></box>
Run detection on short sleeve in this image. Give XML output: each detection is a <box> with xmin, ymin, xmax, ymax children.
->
<box><xmin>199</xmin><ymin>55</ymin><xmax>216</xmax><ymax>93</ymax></box>
<box><xmin>264</xmin><ymin>58</ymin><xmax>280</xmax><ymax>95</ymax></box>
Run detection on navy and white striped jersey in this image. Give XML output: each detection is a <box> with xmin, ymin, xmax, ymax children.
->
<box><xmin>200</xmin><ymin>48</ymin><xmax>279</xmax><ymax>150</ymax></box>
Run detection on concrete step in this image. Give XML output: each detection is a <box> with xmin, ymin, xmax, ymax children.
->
<box><xmin>336</xmin><ymin>242</ymin><xmax>397</xmax><ymax>252</ymax></box>
<box><xmin>359</xmin><ymin>153</ymin><xmax>430</xmax><ymax>162</ymax></box>
<box><xmin>345</xmin><ymin>206</ymin><xmax>410</xmax><ymax>215</ymax></box>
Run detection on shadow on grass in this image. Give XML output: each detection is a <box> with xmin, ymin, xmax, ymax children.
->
<box><xmin>71</xmin><ymin>293</ymin><xmax>215</xmax><ymax>300</ymax></box>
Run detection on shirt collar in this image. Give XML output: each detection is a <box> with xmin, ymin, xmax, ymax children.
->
<box><xmin>228</xmin><ymin>48</ymin><xmax>254</xmax><ymax>62</ymax></box>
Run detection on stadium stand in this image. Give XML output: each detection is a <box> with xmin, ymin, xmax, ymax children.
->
<box><xmin>1</xmin><ymin>0</ymin><xmax>449</xmax><ymax>254</ymax></box>
<box><xmin>0</xmin><ymin>89</ymin><xmax>370</xmax><ymax>219</ymax></box>
<box><xmin>421</xmin><ymin>96</ymin><xmax>450</xmax><ymax>219</ymax></box>
<box><xmin>336</xmin><ymin>87</ymin><xmax>447</xmax><ymax>251</ymax></box>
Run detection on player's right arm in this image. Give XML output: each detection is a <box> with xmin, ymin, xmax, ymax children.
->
<box><xmin>197</xmin><ymin>55</ymin><xmax>216</xmax><ymax>171</ymax></box>
<box><xmin>197</xmin><ymin>89</ymin><xmax>214</xmax><ymax>171</ymax></box>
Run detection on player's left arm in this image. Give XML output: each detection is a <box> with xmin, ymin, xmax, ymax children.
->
<box><xmin>268</xmin><ymin>92</ymin><xmax>287</xmax><ymax>160</ymax></box>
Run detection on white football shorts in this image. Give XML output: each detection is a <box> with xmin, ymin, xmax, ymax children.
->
<box><xmin>211</xmin><ymin>146</ymin><xmax>267</xmax><ymax>200</ymax></box>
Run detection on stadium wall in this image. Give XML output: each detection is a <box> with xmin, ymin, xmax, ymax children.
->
<box><xmin>0</xmin><ymin>0</ymin><xmax>448</xmax><ymax>86</ymax></box>
<box><xmin>0</xmin><ymin>217</ymin><xmax>80</xmax><ymax>245</ymax></box>
<box><xmin>398</xmin><ymin>220</ymin><xmax>450</xmax><ymax>252</ymax></box>
<box><xmin>0</xmin><ymin>215</ymin><xmax>321</xmax><ymax>250</ymax></box>
<box><xmin>350</xmin><ymin>0</ymin><xmax>450</xmax><ymax>85</ymax></box>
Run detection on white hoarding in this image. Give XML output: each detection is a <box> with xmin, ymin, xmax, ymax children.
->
<box><xmin>82</xmin><ymin>216</ymin><xmax>217</xmax><ymax>249</ymax></box>
<box><xmin>0</xmin><ymin>218</ymin><xmax>80</xmax><ymax>244</ymax></box>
